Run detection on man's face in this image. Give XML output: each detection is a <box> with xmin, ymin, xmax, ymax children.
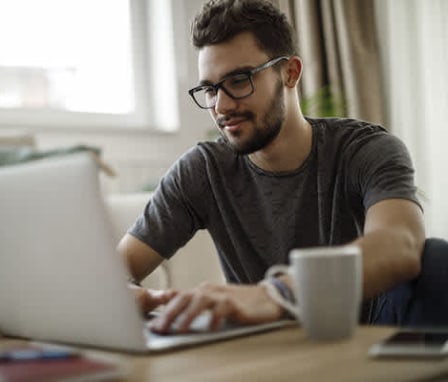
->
<box><xmin>198</xmin><ymin>32</ymin><xmax>286</xmax><ymax>154</ymax></box>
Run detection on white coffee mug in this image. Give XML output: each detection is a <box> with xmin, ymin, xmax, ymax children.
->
<box><xmin>266</xmin><ymin>245</ymin><xmax>362</xmax><ymax>341</ymax></box>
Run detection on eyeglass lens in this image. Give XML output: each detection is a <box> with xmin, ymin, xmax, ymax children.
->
<box><xmin>194</xmin><ymin>73</ymin><xmax>253</xmax><ymax>108</ymax></box>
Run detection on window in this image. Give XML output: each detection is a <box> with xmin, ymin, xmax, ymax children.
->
<box><xmin>0</xmin><ymin>0</ymin><xmax>178</xmax><ymax>131</ymax></box>
<box><xmin>375</xmin><ymin>0</ymin><xmax>448</xmax><ymax>236</ymax></box>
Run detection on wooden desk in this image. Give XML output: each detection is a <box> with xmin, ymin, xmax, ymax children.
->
<box><xmin>2</xmin><ymin>326</ymin><xmax>448</xmax><ymax>381</ymax></box>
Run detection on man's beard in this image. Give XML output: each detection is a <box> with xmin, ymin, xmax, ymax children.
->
<box><xmin>217</xmin><ymin>80</ymin><xmax>285</xmax><ymax>155</ymax></box>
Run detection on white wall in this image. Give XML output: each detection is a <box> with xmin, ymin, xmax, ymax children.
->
<box><xmin>4</xmin><ymin>0</ymin><xmax>212</xmax><ymax>194</ymax></box>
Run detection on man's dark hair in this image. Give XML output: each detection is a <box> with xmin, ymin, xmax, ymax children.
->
<box><xmin>191</xmin><ymin>0</ymin><xmax>297</xmax><ymax>58</ymax></box>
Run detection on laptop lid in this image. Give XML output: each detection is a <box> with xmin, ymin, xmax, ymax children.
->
<box><xmin>0</xmin><ymin>153</ymin><xmax>148</xmax><ymax>352</ymax></box>
<box><xmin>0</xmin><ymin>153</ymin><xmax>291</xmax><ymax>353</ymax></box>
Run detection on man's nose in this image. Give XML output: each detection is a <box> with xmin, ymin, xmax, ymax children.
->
<box><xmin>214</xmin><ymin>88</ymin><xmax>238</xmax><ymax>115</ymax></box>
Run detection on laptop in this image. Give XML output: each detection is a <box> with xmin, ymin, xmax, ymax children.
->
<box><xmin>0</xmin><ymin>153</ymin><xmax>291</xmax><ymax>352</ymax></box>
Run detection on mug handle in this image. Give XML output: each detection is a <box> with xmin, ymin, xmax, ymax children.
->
<box><xmin>265</xmin><ymin>265</ymin><xmax>290</xmax><ymax>279</ymax></box>
<box><xmin>262</xmin><ymin>265</ymin><xmax>301</xmax><ymax>319</ymax></box>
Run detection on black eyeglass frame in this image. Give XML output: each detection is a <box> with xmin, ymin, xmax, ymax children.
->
<box><xmin>188</xmin><ymin>56</ymin><xmax>290</xmax><ymax>109</ymax></box>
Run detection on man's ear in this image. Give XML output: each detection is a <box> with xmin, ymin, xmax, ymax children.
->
<box><xmin>284</xmin><ymin>56</ymin><xmax>303</xmax><ymax>88</ymax></box>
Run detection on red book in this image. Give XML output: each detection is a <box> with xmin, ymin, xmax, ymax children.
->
<box><xmin>0</xmin><ymin>348</ymin><xmax>125</xmax><ymax>382</ymax></box>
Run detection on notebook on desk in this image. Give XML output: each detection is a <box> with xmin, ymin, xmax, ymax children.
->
<box><xmin>0</xmin><ymin>153</ymin><xmax>290</xmax><ymax>353</ymax></box>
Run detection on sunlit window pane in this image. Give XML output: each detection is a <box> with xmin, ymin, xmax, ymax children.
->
<box><xmin>0</xmin><ymin>0</ymin><xmax>134</xmax><ymax>114</ymax></box>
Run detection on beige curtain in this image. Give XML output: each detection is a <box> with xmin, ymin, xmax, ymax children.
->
<box><xmin>275</xmin><ymin>0</ymin><xmax>384</xmax><ymax>125</ymax></box>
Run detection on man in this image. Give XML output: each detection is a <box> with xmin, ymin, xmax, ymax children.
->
<box><xmin>118</xmin><ymin>0</ymin><xmax>425</xmax><ymax>333</ymax></box>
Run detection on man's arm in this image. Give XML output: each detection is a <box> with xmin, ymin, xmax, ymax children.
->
<box><xmin>117</xmin><ymin>233</ymin><xmax>164</xmax><ymax>282</ymax></box>
<box><xmin>117</xmin><ymin>233</ymin><xmax>283</xmax><ymax>331</ymax></box>
<box><xmin>150</xmin><ymin>198</ymin><xmax>426</xmax><ymax>333</ymax></box>
<box><xmin>270</xmin><ymin>199</ymin><xmax>425</xmax><ymax>309</ymax></box>
<box><xmin>117</xmin><ymin>233</ymin><xmax>177</xmax><ymax>312</ymax></box>
<box><xmin>353</xmin><ymin>198</ymin><xmax>426</xmax><ymax>299</ymax></box>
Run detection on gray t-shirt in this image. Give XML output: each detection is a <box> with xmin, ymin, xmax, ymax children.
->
<box><xmin>130</xmin><ymin>117</ymin><xmax>420</xmax><ymax>284</ymax></box>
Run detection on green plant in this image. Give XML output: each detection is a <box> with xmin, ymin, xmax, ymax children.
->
<box><xmin>300</xmin><ymin>86</ymin><xmax>347</xmax><ymax>117</ymax></box>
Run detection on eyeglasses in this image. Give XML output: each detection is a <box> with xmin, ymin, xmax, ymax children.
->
<box><xmin>188</xmin><ymin>56</ymin><xmax>289</xmax><ymax>109</ymax></box>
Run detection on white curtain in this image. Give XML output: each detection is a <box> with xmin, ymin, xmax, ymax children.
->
<box><xmin>375</xmin><ymin>0</ymin><xmax>448</xmax><ymax>238</ymax></box>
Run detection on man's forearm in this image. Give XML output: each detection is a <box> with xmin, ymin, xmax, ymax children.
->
<box><xmin>354</xmin><ymin>226</ymin><xmax>424</xmax><ymax>299</ymax></box>
<box><xmin>352</xmin><ymin>198</ymin><xmax>425</xmax><ymax>299</ymax></box>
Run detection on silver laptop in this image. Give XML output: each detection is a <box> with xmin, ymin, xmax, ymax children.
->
<box><xmin>0</xmin><ymin>153</ymin><xmax>290</xmax><ymax>352</ymax></box>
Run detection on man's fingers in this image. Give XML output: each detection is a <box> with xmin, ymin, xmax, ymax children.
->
<box><xmin>152</xmin><ymin>288</ymin><xmax>240</xmax><ymax>333</ymax></box>
<box><xmin>147</xmin><ymin>288</ymin><xmax>178</xmax><ymax>304</ymax></box>
<box><xmin>129</xmin><ymin>286</ymin><xmax>178</xmax><ymax>313</ymax></box>
<box><xmin>209</xmin><ymin>295</ymin><xmax>235</xmax><ymax>330</ymax></box>
<box><xmin>150</xmin><ymin>292</ymin><xmax>195</xmax><ymax>333</ymax></box>
<box><xmin>149</xmin><ymin>282</ymin><xmax>283</xmax><ymax>334</ymax></box>
<box><xmin>170</xmin><ymin>291</ymin><xmax>219</xmax><ymax>333</ymax></box>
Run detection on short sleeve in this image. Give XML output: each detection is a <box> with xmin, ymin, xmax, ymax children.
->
<box><xmin>347</xmin><ymin>131</ymin><xmax>421</xmax><ymax>211</ymax></box>
<box><xmin>128</xmin><ymin>146</ymin><xmax>210</xmax><ymax>259</ymax></box>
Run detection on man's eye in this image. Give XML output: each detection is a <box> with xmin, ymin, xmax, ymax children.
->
<box><xmin>228</xmin><ymin>74</ymin><xmax>250</xmax><ymax>86</ymax></box>
<box><xmin>203</xmin><ymin>87</ymin><xmax>215</xmax><ymax>95</ymax></box>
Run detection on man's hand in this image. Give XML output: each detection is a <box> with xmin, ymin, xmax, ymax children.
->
<box><xmin>129</xmin><ymin>284</ymin><xmax>178</xmax><ymax>314</ymax></box>
<box><xmin>150</xmin><ymin>282</ymin><xmax>284</xmax><ymax>334</ymax></box>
